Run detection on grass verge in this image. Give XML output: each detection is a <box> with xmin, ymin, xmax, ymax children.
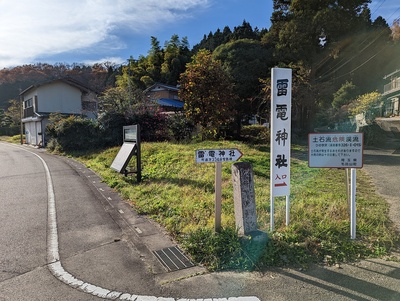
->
<box><xmin>66</xmin><ymin>141</ymin><xmax>400</xmax><ymax>270</ymax></box>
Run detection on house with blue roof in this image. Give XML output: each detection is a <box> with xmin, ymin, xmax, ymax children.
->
<box><xmin>144</xmin><ymin>83</ymin><xmax>184</xmax><ymax>111</ymax></box>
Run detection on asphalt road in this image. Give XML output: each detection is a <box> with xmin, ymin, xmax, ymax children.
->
<box><xmin>0</xmin><ymin>143</ymin><xmax>164</xmax><ymax>300</ymax></box>
<box><xmin>362</xmin><ymin>139</ymin><xmax>400</xmax><ymax>232</ymax></box>
<box><xmin>0</xmin><ymin>141</ymin><xmax>400</xmax><ymax>301</ymax></box>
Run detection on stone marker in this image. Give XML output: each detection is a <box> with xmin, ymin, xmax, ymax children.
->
<box><xmin>231</xmin><ymin>162</ymin><xmax>257</xmax><ymax>235</ymax></box>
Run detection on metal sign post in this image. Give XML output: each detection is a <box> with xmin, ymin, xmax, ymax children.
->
<box><xmin>350</xmin><ymin>168</ymin><xmax>357</xmax><ymax>239</ymax></box>
<box><xmin>270</xmin><ymin>68</ymin><xmax>292</xmax><ymax>231</ymax></box>
<box><xmin>308</xmin><ymin>132</ymin><xmax>364</xmax><ymax>239</ymax></box>
<box><xmin>110</xmin><ymin>124</ymin><xmax>142</xmax><ymax>182</ymax></box>
<box><xmin>195</xmin><ymin>148</ymin><xmax>243</xmax><ymax>232</ymax></box>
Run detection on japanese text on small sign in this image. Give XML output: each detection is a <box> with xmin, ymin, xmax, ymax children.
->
<box><xmin>195</xmin><ymin>149</ymin><xmax>243</xmax><ymax>163</ymax></box>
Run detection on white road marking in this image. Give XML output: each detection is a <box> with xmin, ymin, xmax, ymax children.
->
<box><xmin>10</xmin><ymin>144</ymin><xmax>260</xmax><ymax>301</ymax></box>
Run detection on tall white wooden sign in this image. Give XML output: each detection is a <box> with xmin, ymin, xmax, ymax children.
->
<box><xmin>270</xmin><ymin>68</ymin><xmax>292</xmax><ymax>231</ymax></box>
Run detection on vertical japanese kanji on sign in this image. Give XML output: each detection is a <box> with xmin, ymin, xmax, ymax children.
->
<box><xmin>270</xmin><ymin>68</ymin><xmax>292</xmax><ymax>231</ymax></box>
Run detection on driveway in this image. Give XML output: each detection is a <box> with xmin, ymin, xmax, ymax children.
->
<box><xmin>362</xmin><ymin>137</ymin><xmax>400</xmax><ymax>232</ymax></box>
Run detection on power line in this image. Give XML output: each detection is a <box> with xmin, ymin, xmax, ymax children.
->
<box><xmin>370</xmin><ymin>0</ymin><xmax>386</xmax><ymax>16</ymax></box>
<box><xmin>316</xmin><ymin>9</ymin><xmax>400</xmax><ymax>82</ymax></box>
<box><xmin>331</xmin><ymin>46</ymin><xmax>386</xmax><ymax>81</ymax></box>
<box><xmin>315</xmin><ymin>27</ymin><xmax>390</xmax><ymax>82</ymax></box>
<box><xmin>315</xmin><ymin>3</ymin><xmax>400</xmax><ymax>82</ymax></box>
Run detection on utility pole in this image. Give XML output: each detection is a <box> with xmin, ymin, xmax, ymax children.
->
<box><xmin>19</xmin><ymin>88</ymin><xmax>23</xmax><ymax>145</ymax></box>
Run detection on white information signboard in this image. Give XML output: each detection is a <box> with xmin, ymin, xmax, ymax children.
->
<box><xmin>308</xmin><ymin>132</ymin><xmax>364</xmax><ymax>240</ymax></box>
<box><xmin>110</xmin><ymin>142</ymin><xmax>136</xmax><ymax>173</ymax></box>
<box><xmin>270</xmin><ymin>67</ymin><xmax>292</xmax><ymax>230</ymax></box>
<box><xmin>309</xmin><ymin>133</ymin><xmax>364</xmax><ymax>168</ymax></box>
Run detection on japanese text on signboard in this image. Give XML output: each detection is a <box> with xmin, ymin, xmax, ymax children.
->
<box><xmin>195</xmin><ymin>149</ymin><xmax>242</xmax><ymax>163</ymax></box>
<box><xmin>309</xmin><ymin>133</ymin><xmax>363</xmax><ymax>168</ymax></box>
<box><xmin>270</xmin><ymin>68</ymin><xmax>292</xmax><ymax>196</ymax></box>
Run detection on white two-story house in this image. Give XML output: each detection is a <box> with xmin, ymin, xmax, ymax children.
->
<box><xmin>20</xmin><ymin>77</ymin><xmax>97</xmax><ymax>147</ymax></box>
<box><xmin>383</xmin><ymin>69</ymin><xmax>400</xmax><ymax>116</ymax></box>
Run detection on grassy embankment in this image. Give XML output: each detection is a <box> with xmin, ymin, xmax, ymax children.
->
<box><xmin>74</xmin><ymin>140</ymin><xmax>399</xmax><ymax>270</ymax></box>
<box><xmin>2</xmin><ymin>135</ymin><xmax>398</xmax><ymax>270</ymax></box>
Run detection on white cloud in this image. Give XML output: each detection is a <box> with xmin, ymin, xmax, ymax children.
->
<box><xmin>0</xmin><ymin>0</ymin><xmax>210</xmax><ymax>68</ymax></box>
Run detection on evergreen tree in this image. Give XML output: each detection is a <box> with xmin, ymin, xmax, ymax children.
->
<box><xmin>231</xmin><ymin>20</ymin><xmax>259</xmax><ymax>41</ymax></box>
<box><xmin>161</xmin><ymin>35</ymin><xmax>192</xmax><ymax>85</ymax></box>
<box><xmin>213</xmin><ymin>39</ymin><xmax>273</xmax><ymax>123</ymax></box>
<box><xmin>146</xmin><ymin>36</ymin><xmax>164</xmax><ymax>84</ymax></box>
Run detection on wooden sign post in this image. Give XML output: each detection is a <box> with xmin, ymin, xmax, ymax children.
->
<box><xmin>195</xmin><ymin>148</ymin><xmax>243</xmax><ymax>232</ymax></box>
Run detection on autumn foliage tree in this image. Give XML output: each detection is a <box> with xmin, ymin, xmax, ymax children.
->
<box><xmin>179</xmin><ymin>50</ymin><xmax>237</xmax><ymax>139</ymax></box>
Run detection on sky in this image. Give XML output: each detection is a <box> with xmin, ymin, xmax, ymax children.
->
<box><xmin>0</xmin><ymin>0</ymin><xmax>398</xmax><ymax>69</ymax></box>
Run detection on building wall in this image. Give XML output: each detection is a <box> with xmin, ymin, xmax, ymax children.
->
<box><xmin>145</xmin><ymin>84</ymin><xmax>179</xmax><ymax>101</ymax></box>
<box><xmin>147</xmin><ymin>90</ymin><xmax>179</xmax><ymax>101</ymax></box>
<box><xmin>21</xmin><ymin>80</ymin><xmax>98</xmax><ymax>147</ymax></box>
<box><xmin>35</xmin><ymin>82</ymin><xmax>82</xmax><ymax>114</ymax></box>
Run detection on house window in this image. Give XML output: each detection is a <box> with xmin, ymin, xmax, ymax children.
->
<box><xmin>24</xmin><ymin>98</ymin><xmax>33</xmax><ymax>109</ymax></box>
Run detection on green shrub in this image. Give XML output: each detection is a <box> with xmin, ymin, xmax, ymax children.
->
<box><xmin>240</xmin><ymin>125</ymin><xmax>270</xmax><ymax>144</ymax></box>
<box><xmin>97</xmin><ymin>107</ymin><xmax>169</xmax><ymax>146</ymax></box>
<box><xmin>359</xmin><ymin>122</ymin><xmax>386</xmax><ymax>146</ymax></box>
<box><xmin>181</xmin><ymin>227</ymin><xmax>249</xmax><ymax>271</ymax></box>
<box><xmin>46</xmin><ymin>115</ymin><xmax>101</xmax><ymax>152</ymax></box>
<box><xmin>97</xmin><ymin>111</ymin><xmax>127</xmax><ymax>146</ymax></box>
<box><xmin>0</xmin><ymin>126</ymin><xmax>19</xmax><ymax>136</ymax></box>
<box><xmin>181</xmin><ymin>227</ymin><xmax>268</xmax><ymax>271</ymax></box>
<box><xmin>167</xmin><ymin>113</ymin><xmax>194</xmax><ymax>142</ymax></box>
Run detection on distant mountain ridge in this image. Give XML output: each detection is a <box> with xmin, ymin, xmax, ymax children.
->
<box><xmin>0</xmin><ymin>63</ymin><xmax>111</xmax><ymax>109</ymax></box>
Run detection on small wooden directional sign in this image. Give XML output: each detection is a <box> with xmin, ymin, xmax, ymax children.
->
<box><xmin>195</xmin><ymin>148</ymin><xmax>243</xmax><ymax>232</ymax></box>
<box><xmin>195</xmin><ymin>148</ymin><xmax>243</xmax><ymax>163</ymax></box>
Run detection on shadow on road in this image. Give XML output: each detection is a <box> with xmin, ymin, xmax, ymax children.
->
<box><xmin>363</xmin><ymin>153</ymin><xmax>400</xmax><ymax>166</ymax></box>
<box><xmin>279</xmin><ymin>259</ymin><xmax>400</xmax><ymax>300</ymax></box>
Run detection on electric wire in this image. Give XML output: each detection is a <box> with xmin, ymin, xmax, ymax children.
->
<box><xmin>315</xmin><ymin>9</ymin><xmax>400</xmax><ymax>83</ymax></box>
